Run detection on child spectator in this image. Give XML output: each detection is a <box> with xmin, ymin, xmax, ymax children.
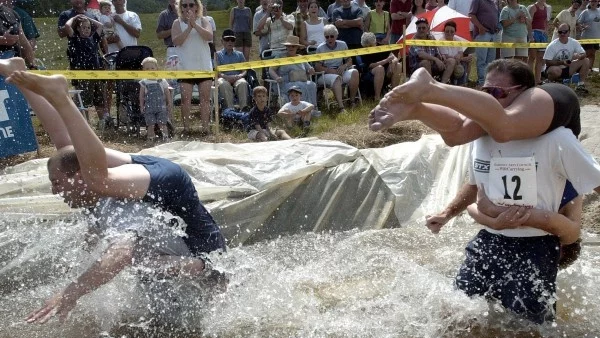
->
<box><xmin>64</xmin><ymin>14</ymin><xmax>109</xmax><ymax>125</ymax></box>
<box><xmin>248</xmin><ymin>86</ymin><xmax>291</xmax><ymax>141</ymax></box>
<box><xmin>139</xmin><ymin>57</ymin><xmax>172</xmax><ymax>143</ymax></box>
<box><xmin>230</xmin><ymin>0</ymin><xmax>252</xmax><ymax>61</ymax></box>
<box><xmin>98</xmin><ymin>0</ymin><xmax>124</xmax><ymax>50</ymax></box>
<box><xmin>278</xmin><ymin>86</ymin><xmax>314</xmax><ymax>133</ymax></box>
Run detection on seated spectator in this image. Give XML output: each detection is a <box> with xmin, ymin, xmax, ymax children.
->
<box><xmin>301</xmin><ymin>0</ymin><xmax>326</xmax><ymax>48</ymax></box>
<box><xmin>278</xmin><ymin>86</ymin><xmax>314</xmax><ymax>133</ymax></box>
<box><xmin>408</xmin><ymin>17</ymin><xmax>456</xmax><ymax>84</ymax></box>
<box><xmin>314</xmin><ymin>24</ymin><xmax>360</xmax><ymax>111</ymax></box>
<box><xmin>139</xmin><ymin>57</ymin><xmax>172</xmax><ymax>143</ymax></box>
<box><xmin>365</xmin><ymin>0</ymin><xmax>391</xmax><ymax>45</ymax></box>
<box><xmin>358</xmin><ymin>32</ymin><xmax>402</xmax><ymax>99</ymax></box>
<box><xmin>216</xmin><ymin>29</ymin><xmax>249</xmax><ymax>109</ymax></box>
<box><xmin>248</xmin><ymin>86</ymin><xmax>291</xmax><ymax>141</ymax></box>
<box><xmin>257</xmin><ymin>0</ymin><xmax>294</xmax><ymax>50</ymax></box>
<box><xmin>438</xmin><ymin>21</ymin><xmax>473</xmax><ymax>85</ymax></box>
<box><xmin>268</xmin><ymin>35</ymin><xmax>319</xmax><ymax>111</ymax></box>
<box><xmin>332</xmin><ymin>0</ymin><xmax>364</xmax><ymax>49</ymax></box>
<box><xmin>543</xmin><ymin>23</ymin><xmax>590</xmax><ymax>94</ymax></box>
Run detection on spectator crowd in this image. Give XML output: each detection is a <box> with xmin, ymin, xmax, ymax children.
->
<box><xmin>2</xmin><ymin>0</ymin><xmax>598</xmax><ymax>142</ymax></box>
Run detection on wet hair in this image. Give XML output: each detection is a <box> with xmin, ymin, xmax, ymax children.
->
<box><xmin>141</xmin><ymin>57</ymin><xmax>159</xmax><ymax>68</ymax></box>
<box><xmin>253</xmin><ymin>85</ymin><xmax>268</xmax><ymax>96</ymax></box>
<box><xmin>47</xmin><ymin>146</ymin><xmax>80</xmax><ymax>178</ymax></box>
<box><xmin>444</xmin><ymin>21</ymin><xmax>456</xmax><ymax>31</ymax></box>
<box><xmin>411</xmin><ymin>0</ymin><xmax>425</xmax><ymax>14</ymax></box>
<box><xmin>72</xmin><ymin>16</ymin><xmax>91</xmax><ymax>36</ymax></box>
<box><xmin>486</xmin><ymin>59</ymin><xmax>536</xmax><ymax>89</ymax></box>
<box><xmin>176</xmin><ymin>0</ymin><xmax>202</xmax><ymax>19</ymax></box>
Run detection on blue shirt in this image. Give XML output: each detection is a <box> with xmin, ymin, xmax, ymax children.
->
<box><xmin>216</xmin><ymin>48</ymin><xmax>246</xmax><ymax>76</ymax></box>
<box><xmin>332</xmin><ymin>5</ymin><xmax>363</xmax><ymax>45</ymax></box>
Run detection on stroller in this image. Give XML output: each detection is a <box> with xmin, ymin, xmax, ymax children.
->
<box><xmin>104</xmin><ymin>46</ymin><xmax>153</xmax><ymax>135</ymax></box>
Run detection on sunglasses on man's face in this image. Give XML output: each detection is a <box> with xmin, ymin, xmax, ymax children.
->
<box><xmin>181</xmin><ymin>3</ymin><xmax>196</xmax><ymax>8</ymax></box>
<box><xmin>558</xmin><ymin>30</ymin><xmax>569</xmax><ymax>35</ymax></box>
<box><xmin>480</xmin><ymin>85</ymin><xmax>522</xmax><ymax>99</ymax></box>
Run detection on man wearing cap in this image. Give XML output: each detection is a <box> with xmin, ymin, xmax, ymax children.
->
<box><xmin>543</xmin><ymin>23</ymin><xmax>590</xmax><ymax>94</ymax></box>
<box><xmin>257</xmin><ymin>0</ymin><xmax>294</xmax><ymax>50</ymax></box>
<box><xmin>215</xmin><ymin>29</ymin><xmax>249</xmax><ymax>109</ymax></box>
<box><xmin>409</xmin><ymin>18</ymin><xmax>458</xmax><ymax>84</ymax></box>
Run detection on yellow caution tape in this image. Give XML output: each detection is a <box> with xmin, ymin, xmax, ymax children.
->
<box><xmin>31</xmin><ymin>39</ymin><xmax>600</xmax><ymax>80</ymax></box>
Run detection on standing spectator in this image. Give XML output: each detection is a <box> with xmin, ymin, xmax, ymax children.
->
<box><xmin>11</xmin><ymin>5</ymin><xmax>39</xmax><ymax>51</ymax></box>
<box><xmin>551</xmin><ymin>0</ymin><xmax>581</xmax><ymax>40</ymax></box>
<box><xmin>528</xmin><ymin>0</ymin><xmax>550</xmax><ymax>85</ymax></box>
<box><xmin>156</xmin><ymin>0</ymin><xmax>178</xmax><ymax>58</ymax></box>
<box><xmin>253</xmin><ymin>0</ymin><xmax>270</xmax><ymax>54</ymax></box>
<box><xmin>577</xmin><ymin>0</ymin><xmax>600</xmax><ymax>71</ymax></box>
<box><xmin>86</xmin><ymin>0</ymin><xmax>101</xmax><ymax>17</ymax></box>
<box><xmin>301</xmin><ymin>0</ymin><xmax>326</xmax><ymax>47</ymax></box>
<box><xmin>139</xmin><ymin>57</ymin><xmax>172</xmax><ymax>143</ymax></box>
<box><xmin>543</xmin><ymin>23</ymin><xmax>590</xmax><ymax>93</ymax></box>
<box><xmin>352</xmin><ymin>0</ymin><xmax>371</xmax><ymax>20</ymax></box>
<box><xmin>247</xmin><ymin>86</ymin><xmax>291</xmax><ymax>141</ymax></box>
<box><xmin>0</xmin><ymin>2</ymin><xmax>33</xmax><ymax>63</ymax></box>
<box><xmin>64</xmin><ymin>15</ymin><xmax>108</xmax><ymax>125</ymax></box>
<box><xmin>425</xmin><ymin>0</ymin><xmax>437</xmax><ymax>10</ymax></box>
<box><xmin>106</xmin><ymin>0</ymin><xmax>142</xmax><ymax>54</ymax></box>
<box><xmin>411</xmin><ymin>0</ymin><xmax>427</xmax><ymax>16</ymax></box>
<box><xmin>315</xmin><ymin>24</ymin><xmax>360</xmax><ymax>110</ymax></box>
<box><xmin>332</xmin><ymin>0</ymin><xmax>364</xmax><ymax>49</ymax></box>
<box><xmin>435</xmin><ymin>0</ymin><xmax>448</xmax><ymax>9</ymax></box>
<box><xmin>292</xmin><ymin>0</ymin><xmax>310</xmax><ymax>42</ymax></box>
<box><xmin>499</xmin><ymin>0</ymin><xmax>530</xmax><ymax>61</ymax></box>
<box><xmin>365</xmin><ymin>0</ymin><xmax>391</xmax><ymax>44</ymax></box>
<box><xmin>203</xmin><ymin>5</ymin><xmax>217</xmax><ymax>59</ymax></box>
<box><xmin>449</xmin><ymin>0</ymin><xmax>474</xmax><ymax>37</ymax></box>
<box><xmin>327</xmin><ymin>0</ymin><xmax>343</xmax><ymax>23</ymax></box>
<box><xmin>469</xmin><ymin>0</ymin><xmax>499</xmax><ymax>86</ymax></box>
<box><xmin>230</xmin><ymin>0</ymin><xmax>252</xmax><ymax>61</ymax></box>
<box><xmin>58</xmin><ymin>0</ymin><xmax>108</xmax><ymax>54</ymax></box>
<box><xmin>216</xmin><ymin>29</ymin><xmax>249</xmax><ymax>109</ymax></box>
<box><xmin>171</xmin><ymin>0</ymin><xmax>214</xmax><ymax>135</ymax></box>
<box><xmin>257</xmin><ymin>0</ymin><xmax>294</xmax><ymax>50</ymax></box>
<box><xmin>390</xmin><ymin>0</ymin><xmax>412</xmax><ymax>44</ymax></box>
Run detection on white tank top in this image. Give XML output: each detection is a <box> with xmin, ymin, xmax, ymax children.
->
<box><xmin>176</xmin><ymin>18</ymin><xmax>213</xmax><ymax>71</ymax></box>
<box><xmin>305</xmin><ymin>18</ymin><xmax>325</xmax><ymax>46</ymax></box>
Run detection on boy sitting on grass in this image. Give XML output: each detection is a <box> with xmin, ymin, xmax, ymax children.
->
<box><xmin>277</xmin><ymin>86</ymin><xmax>314</xmax><ymax>134</ymax></box>
<box><xmin>247</xmin><ymin>86</ymin><xmax>291</xmax><ymax>141</ymax></box>
<box><xmin>139</xmin><ymin>57</ymin><xmax>172</xmax><ymax>143</ymax></box>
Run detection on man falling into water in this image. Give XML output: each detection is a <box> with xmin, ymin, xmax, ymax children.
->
<box><xmin>0</xmin><ymin>58</ymin><xmax>226</xmax><ymax>324</ymax></box>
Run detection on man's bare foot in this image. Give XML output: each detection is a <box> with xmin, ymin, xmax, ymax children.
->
<box><xmin>368</xmin><ymin>100</ymin><xmax>419</xmax><ymax>132</ymax></box>
<box><xmin>6</xmin><ymin>71</ymin><xmax>69</xmax><ymax>103</ymax></box>
<box><xmin>0</xmin><ymin>57</ymin><xmax>26</xmax><ymax>78</ymax></box>
<box><xmin>384</xmin><ymin>67</ymin><xmax>437</xmax><ymax>104</ymax></box>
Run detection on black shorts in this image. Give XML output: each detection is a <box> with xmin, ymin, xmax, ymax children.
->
<box><xmin>560</xmin><ymin>66</ymin><xmax>571</xmax><ymax>79</ymax></box>
<box><xmin>539</xmin><ymin>83</ymin><xmax>581</xmax><ymax>137</ymax></box>
<box><xmin>72</xmin><ymin>79</ymin><xmax>105</xmax><ymax>108</ymax></box>
<box><xmin>178</xmin><ymin>78</ymin><xmax>212</xmax><ymax>85</ymax></box>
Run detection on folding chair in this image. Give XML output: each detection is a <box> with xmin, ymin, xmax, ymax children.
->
<box><xmin>261</xmin><ymin>48</ymin><xmax>286</xmax><ymax>108</ymax></box>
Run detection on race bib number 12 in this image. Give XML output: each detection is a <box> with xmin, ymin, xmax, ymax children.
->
<box><xmin>488</xmin><ymin>156</ymin><xmax>537</xmax><ymax>208</ymax></box>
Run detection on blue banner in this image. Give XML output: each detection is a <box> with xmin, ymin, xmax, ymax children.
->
<box><xmin>0</xmin><ymin>76</ymin><xmax>37</xmax><ymax>158</ymax></box>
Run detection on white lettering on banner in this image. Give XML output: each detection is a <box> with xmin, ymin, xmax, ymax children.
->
<box><xmin>0</xmin><ymin>90</ymin><xmax>9</xmax><ymax>122</ymax></box>
<box><xmin>0</xmin><ymin>126</ymin><xmax>14</xmax><ymax>138</ymax></box>
<box><xmin>488</xmin><ymin>157</ymin><xmax>537</xmax><ymax>208</ymax></box>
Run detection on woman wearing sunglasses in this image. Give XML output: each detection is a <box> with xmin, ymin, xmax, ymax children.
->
<box><xmin>171</xmin><ymin>0</ymin><xmax>213</xmax><ymax>135</ymax></box>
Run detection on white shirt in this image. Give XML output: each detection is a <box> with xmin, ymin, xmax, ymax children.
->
<box><xmin>469</xmin><ymin>127</ymin><xmax>600</xmax><ymax>237</ymax></box>
<box><xmin>280</xmin><ymin>100</ymin><xmax>311</xmax><ymax>114</ymax></box>
<box><xmin>543</xmin><ymin>37</ymin><xmax>585</xmax><ymax>61</ymax></box>
<box><xmin>107</xmin><ymin>10</ymin><xmax>142</xmax><ymax>53</ymax></box>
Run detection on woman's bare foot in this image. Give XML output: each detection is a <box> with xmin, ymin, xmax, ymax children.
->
<box><xmin>384</xmin><ymin>67</ymin><xmax>437</xmax><ymax>104</ymax></box>
<box><xmin>0</xmin><ymin>57</ymin><xmax>26</xmax><ymax>78</ymax></box>
<box><xmin>368</xmin><ymin>100</ymin><xmax>420</xmax><ymax>131</ymax></box>
<box><xmin>6</xmin><ymin>71</ymin><xmax>70</xmax><ymax>104</ymax></box>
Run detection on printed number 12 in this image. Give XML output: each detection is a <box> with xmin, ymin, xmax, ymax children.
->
<box><xmin>502</xmin><ymin>175</ymin><xmax>523</xmax><ymax>200</ymax></box>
